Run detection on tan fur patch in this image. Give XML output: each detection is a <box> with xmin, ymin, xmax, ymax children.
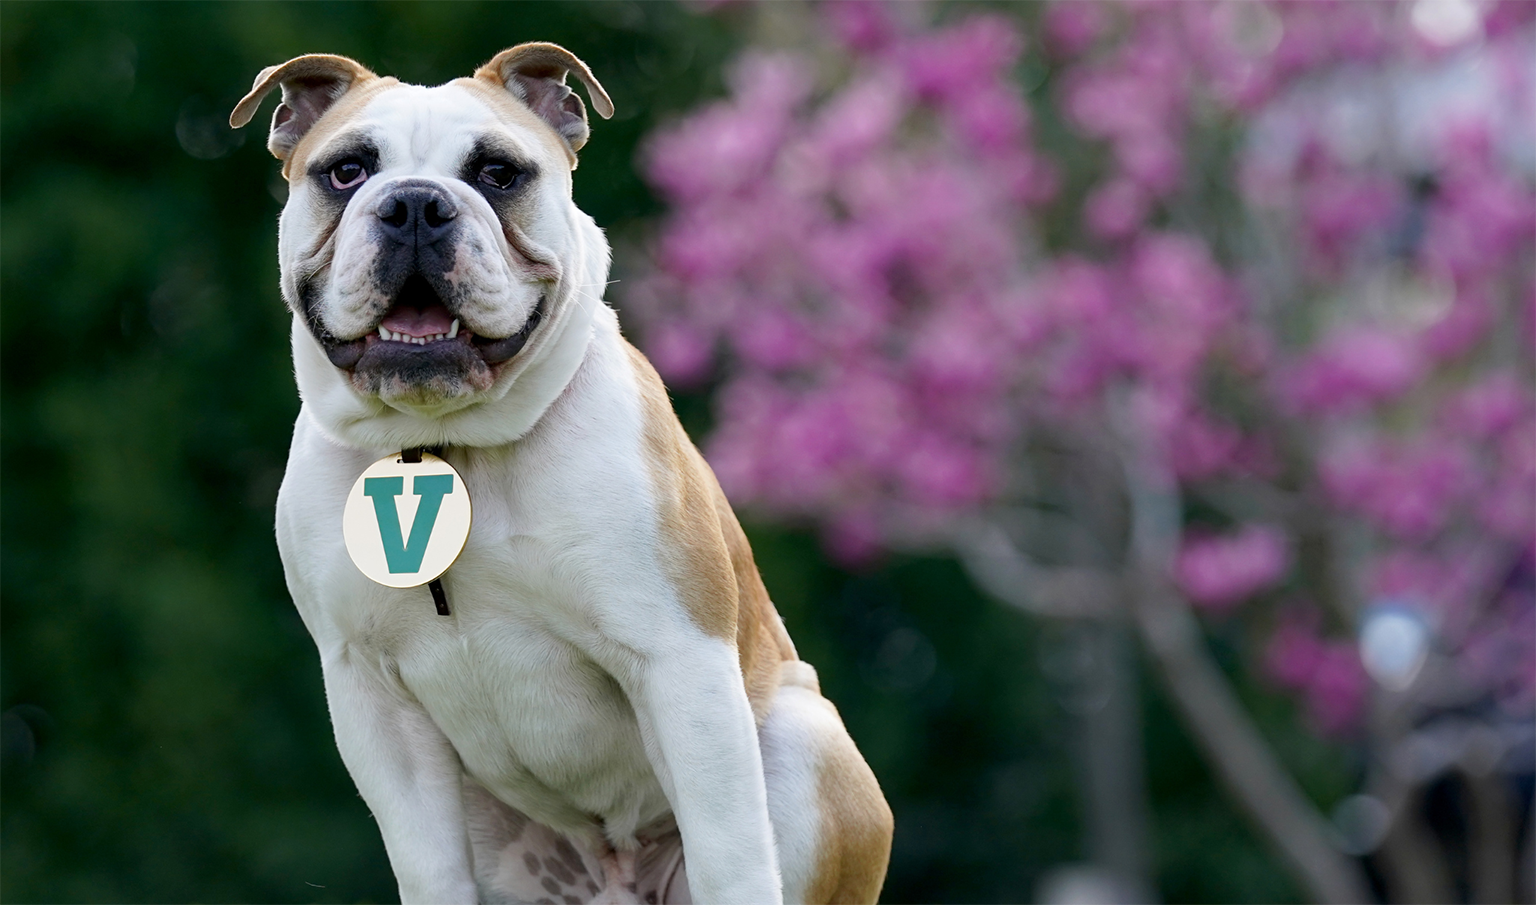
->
<box><xmin>806</xmin><ymin>707</ymin><xmax>895</xmax><ymax>904</ymax></box>
<box><xmin>716</xmin><ymin>483</ymin><xmax>799</xmax><ymax>723</ymax></box>
<box><xmin>624</xmin><ymin>342</ymin><xmax>795</xmax><ymax>721</ymax></box>
<box><xmin>284</xmin><ymin>76</ymin><xmax>403</xmax><ymax>181</ymax></box>
<box><xmin>453</xmin><ymin>76</ymin><xmax>579</xmax><ymax>168</ymax></box>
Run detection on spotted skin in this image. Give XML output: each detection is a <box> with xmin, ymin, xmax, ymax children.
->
<box><xmin>466</xmin><ymin>779</ymin><xmax>688</xmax><ymax>904</ymax></box>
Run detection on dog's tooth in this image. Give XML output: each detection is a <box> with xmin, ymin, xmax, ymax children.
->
<box><xmin>378</xmin><ymin>326</ymin><xmax>390</xmax><ymax>339</ymax></box>
<box><xmin>448</xmin><ymin>318</ymin><xmax>459</xmax><ymax>339</ymax></box>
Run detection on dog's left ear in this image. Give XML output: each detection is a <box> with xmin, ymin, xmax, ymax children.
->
<box><xmin>475</xmin><ymin>43</ymin><xmax>614</xmax><ymax>153</ymax></box>
<box><xmin>229</xmin><ymin>54</ymin><xmax>378</xmax><ymax>162</ymax></box>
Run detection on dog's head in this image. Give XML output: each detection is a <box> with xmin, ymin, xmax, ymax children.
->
<box><xmin>232</xmin><ymin>45</ymin><xmax>614</xmax><ymax>447</ymax></box>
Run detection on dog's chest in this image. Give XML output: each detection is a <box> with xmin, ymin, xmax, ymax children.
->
<box><xmin>277</xmin><ymin>394</ymin><xmax>679</xmax><ymax>836</ymax></box>
<box><xmin>384</xmin><ymin>584</ymin><xmax>666</xmax><ymax>835</ymax></box>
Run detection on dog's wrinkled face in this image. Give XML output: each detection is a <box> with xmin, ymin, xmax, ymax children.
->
<box><xmin>284</xmin><ymin>82</ymin><xmax>564</xmax><ymax>411</ymax></box>
<box><xmin>232</xmin><ymin>46</ymin><xmax>614</xmax><ymax>423</ymax></box>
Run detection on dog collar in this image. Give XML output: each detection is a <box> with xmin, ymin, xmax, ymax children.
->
<box><xmin>342</xmin><ymin>447</ymin><xmax>470</xmax><ymax>615</ymax></box>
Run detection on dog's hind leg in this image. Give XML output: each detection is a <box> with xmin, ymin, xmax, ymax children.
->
<box><xmin>758</xmin><ymin>662</ymin><xmax>893</xmax><ymax>905</ymax></box>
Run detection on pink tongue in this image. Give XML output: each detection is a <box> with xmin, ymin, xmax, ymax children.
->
<box><xmin>380</xmin><ymin>304</ymin><xmax>454</xmax><ymax>338</ymax></box>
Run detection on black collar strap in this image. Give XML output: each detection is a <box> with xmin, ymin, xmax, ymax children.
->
<box><xmin>402</xmin><ymin>447</ymin><xmax>451</xmax><ymax>616</ymax></box>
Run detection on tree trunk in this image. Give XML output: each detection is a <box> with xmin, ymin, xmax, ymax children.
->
<box><xmin>1128</xmin><ymin>578</ymin><xmax>1375</xmax><ymax>904</ymax></box>
<box><xmin>1080</xmin><ymin>619</ymin><xmax>1155</xmax><ymax>902</ymax></box>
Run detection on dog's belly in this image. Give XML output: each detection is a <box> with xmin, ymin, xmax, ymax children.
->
<box><xmin>392</xmin><ymin>593</ymin><xmax>674</xmax><ymax>842</ymax></box>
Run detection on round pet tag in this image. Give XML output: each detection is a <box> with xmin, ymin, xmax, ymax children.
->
<box><xmin>342</xmin><ymin>451</ymin><xmax>472</xmax><ymax>588</ymax></box>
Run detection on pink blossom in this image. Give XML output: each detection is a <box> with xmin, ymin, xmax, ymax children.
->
<box><xmin>626</xmin><ymin>1</ymin><xmax>1535</xmax><ymax>746</ymax></box>
<box><xmin>1085</xmin><ymin>177</ymin><xmax>1151</xmax><ymax>240</ymax></box>
<box><xmin>1264</xmin><ymin>613</ymin><xmax>1369</xmax><ymax>734</ymax></box>
<box><xmin>1299</xmin><ymin>172</ymin><xmax>1401</xmax><ymax>274</ymax></box>
<box><xmin>1420</xmin><ymin>125</ymin><xmax>1536</xmax><ymax>282</ymax></box>
<box><xmin>1321</xmin><ymin>437</ymin><xmax>1477</xmax><ymax>539</ymax></box>
<box><xmin>897</xmin><ymin>15</ymin><xmax>1022</xmax><ymax>104</ymax></box>
<box><xmin>826</xmin><ymin>0</ymin><xmax>901</xmax><ymax>55</ymax></box>
<box><xmin>1176</xmin><ymin>525</ymin><xmax>1291</xmax><ymax>610</ymax></box>
<box><xmin>1485</xmin><ymin>0</ymin><xmax>1536</xmax><ymax>38</ymax></box>
<box><xmin>1304</xmin><ymin>645</ymin><xmax>1370</xmax><ymax>735</ymax></box>
<box><xmin>1282</xmin><ymin>327</ymin><xmax>1425</xmax><ymax>415</ymax></box>
<box><xmin>1420</xmin><ymin>289</ymin><xmax>1495</xmax><ymax>363</ymax></box>
<box><xmin>643</xmin><ymin>53</ymin><xmax>810</xmax><ymax>203</ymax></box>
<box><xmin>1265</xmin><ymin>616</ymin><xmax>1327</xmax><ymax>690</ymax></box>
<box><xmin>944</xmin><ymin>83</ymin><xmax>1032</xmax><ymax>155</ymax></box>
<box><xmin>1494</xmin><ymin>425</ymin><xmax>1536</xmax><ymax>491</ymax></box>
<box><xmin>1476</xmin><ymin>476</ymin><xmax>1536</xmax><ymax>544</ymax></box>
<box><xmin>1168</xmin><ymin>409</ymin><xmax>1245</xmax><ymax>481</ymax></box>
<box><xmin>1367</xmin><ymin>549</ymin><xmax>1502</xmax><ymax>629</ymax></box>
<box><xmin>645</xmin><ymin>319</ymin><xmax>714</xmax><ymax>386</ymax></box>
<box><xmin>825</xmin><ymin>509</ymin><xmax>886</xmax><ymax>567</ymax></box>
<box><xmin>1042</xmin><ymin>1</ymin><xmax>1108</xmax><ymax>58</ymax></box>
<box><xmin>806</xmin><ymin>77</ymin><xmax>907</xmax><ymax>169</ymax></box>
<box><xmin>1442</xmin><ymin>371</ymin><xmax>1529</xmax><ymax>438</ymax></box>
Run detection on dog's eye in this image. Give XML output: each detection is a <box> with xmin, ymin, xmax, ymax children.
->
<box><xmin>478</xmin><ymin>161</ymin><xmax>523</xmax><ymax>191</ymax></box>
<box><xmin>329</xmin><ymin>160</ymin><xmax>369</xmax><ymax>191</ymax></box>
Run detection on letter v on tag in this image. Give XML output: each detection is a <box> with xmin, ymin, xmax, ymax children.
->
<box><xmin>342</xmin><ymin>449</ymin><xmax>472</xmax><ymax>613</ymax></box>
<box><xmin>363</xmin><ymin>474</ymin><xmax>455</xmax><ymax>575</ymax></box>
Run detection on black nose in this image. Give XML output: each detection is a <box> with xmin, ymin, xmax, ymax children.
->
<box><xmin>376</xmin><ymin>188</ymin><xmax>458</xmax><ymax>244</ymax></box>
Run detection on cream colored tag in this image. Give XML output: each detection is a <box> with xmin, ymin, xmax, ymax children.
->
<box><xmin>342</xmin><ymin>452</ymin><xmax>472</xmax><ymax>588</ymax></box>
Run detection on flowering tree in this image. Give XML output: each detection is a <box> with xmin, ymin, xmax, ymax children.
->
<box><xmin>624</xmin><ymin>2</ymin><xmax>1535</xmax><ymax>902</ymax></box>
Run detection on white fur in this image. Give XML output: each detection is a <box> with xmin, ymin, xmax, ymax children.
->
<box><xmin>759</xmin><ymin>685</ymin><xmax>831</xmax><ymax>905</ymax></box>
<box><xmin>269</xmin><ymin>76</ymin><xmax>842</xmax><ymax>905</ymax></box>
<box><xmin>282</xmin><ymin>83</ymin><xmax>604</xmax><ymax>444</ymax></box>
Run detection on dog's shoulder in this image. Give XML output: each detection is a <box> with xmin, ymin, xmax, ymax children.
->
<box><xmin>620</xmin><ymin>339</ymin><xmax>796</xmax><ymax>719</ymax></box>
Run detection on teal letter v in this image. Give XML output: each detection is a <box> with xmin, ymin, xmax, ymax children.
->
<box><xmin>362</xmin><ymin>474</ymin><xmax>455</xmax><ymax>574</ymax></box>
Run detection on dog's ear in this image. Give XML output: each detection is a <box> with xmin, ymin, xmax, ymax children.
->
<box><xmin>229</xmin><ymin>54</ymin><xmax>378</xmax><ymax>161</ymax></box>
<box><xmin>474</xmin><ymin>43</ymin><xmax>614</xmax><ymax>153</ymax></box>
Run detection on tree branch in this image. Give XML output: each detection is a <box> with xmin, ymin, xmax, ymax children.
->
<box><xmin>951</xmin><ymin>517</ymin><xmax>1152</xmax><ymax>902</ymax></box>
<box><xmin>951</xmin><ymin>518</ymin><xmax>1118</xmax><ymax>619</ymax></box>
<box><xmin>1114</xmin><ymin>407</ymin><xmax>1375</xmax><ymax>905</ymax></box>
<box><xmin>1461</xmin><ymin>729</ymin><xmax>1516</xmax><ymax>905</ymax></box>
<box><xmin>1128</xmin><ymin>578</ymin><xmax>1374</xmax><ymax>904</ymax></box>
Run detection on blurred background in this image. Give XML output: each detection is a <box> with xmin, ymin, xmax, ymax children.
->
<box><xmin>2</xmin><ymin>2</ymin><xmax>1531</xmax><ymax>903</ymax></box>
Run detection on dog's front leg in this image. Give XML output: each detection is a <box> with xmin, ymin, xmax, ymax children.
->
<box><xmin>628</xmin><ymin>641</ymin><xmax>783</xmax><ymax>905</ymax></box>
<box><xmin>322</xmin><ymin>650</ymin><xmax>478</xmax><ymax>905</ymax></box>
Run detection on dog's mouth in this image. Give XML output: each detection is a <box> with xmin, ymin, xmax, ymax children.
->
<box><xmin>322</xmin><ymin>274</ymin><xmax>546</xmax><ymax>370</ymax></box>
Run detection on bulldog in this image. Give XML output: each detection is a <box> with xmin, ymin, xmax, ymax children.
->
<box><xmin>229</xmin><ymin>44</ymin><xmax>892</xmax><ymax>905</ymax></box>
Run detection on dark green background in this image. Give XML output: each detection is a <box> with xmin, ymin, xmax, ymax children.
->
<box><xmin>1</xmin><ymin>3</ymin><xmax>1346</xmax><ymax>902</ymax></box>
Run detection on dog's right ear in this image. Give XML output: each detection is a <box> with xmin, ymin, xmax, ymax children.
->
<box><xmin>474</xmin><ymin>43</ymin><xmax>614</xmax><ymax>154</ymax></box>
<box><xmin>229</xmin><ymin>54</ymin><xmax>378</xmax><ymax>161</ymax></box>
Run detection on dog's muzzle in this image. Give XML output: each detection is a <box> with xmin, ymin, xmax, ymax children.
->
<box><xmin>318</xmin><ymin>182</ymin><xmax>545</xmax><ymax>375</ymax></box>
